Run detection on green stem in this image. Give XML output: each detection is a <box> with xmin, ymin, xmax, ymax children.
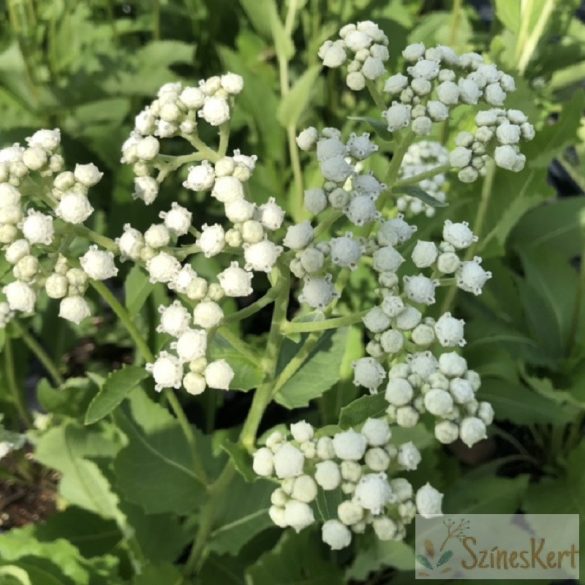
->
<box><xmin>240</xmin><ymin>265</ymin><xmax>290</xmax><ymax>451</ymax></box>
<box><xmin>70</xmin><ymin>225</ymin><xmax>118</xmax><ymax>253</ymax></box>
<box><xmin>4</xmin><ymin>334</ymin><xmax>32</xmax><ymax>427</ymax></box>
<box><xmin>394</xmin><ymin>164</ymin><xmax>450</xmax><ymax>188</ymax></box>
<box><xmin>216</xmin><ymin>326</ymin><xmax>259</xmax><ymax>364</ymax></box>
<box><xmin>288</xmin><ymin>124</ymin><xmax>305</xmax><ymax>221</ymax></box>
<box><xmin>223</xmin><ymin>289</ymin><xmax>278</xmax><ymax>323</ymax></box>
<box><xmin>90</xmin><ymin>280</ymin><xmax>207</xmax><ymax>483</ymax></box>
<box><xmin>441</xmin><ymin>161</ymin><xmax>496</xmax><ymax>314</ymax></box>
<box><xmin>218</xmin><ymin>123</ymin><xmax>230</xmax><ymax>157</ymax></box>
<box><xmin>448</xmin><ymin>0</ymin><xmax>463</xmax><ymax>48</ymax></box>
<box><xmin>281</xmin><ymin>310</ymin><xmax>367</xmax><ymax>334</ymax></box>
<box><xmin>366</xmin><ymin>80</ymin><xmax>386</xmax><ymax>111</ymax></box>
<box><xmin>314</xmin><ymin>209</ymin><xmax>343</xmax><ymax>238</ymax></box>
<box><xmin>12</xmin><ymin>321</ymin><xmax>64</xmax><ymax>387</ymax></box>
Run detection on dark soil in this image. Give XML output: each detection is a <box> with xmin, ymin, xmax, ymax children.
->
<box><xmin>0</xmin><ymin>450</ymin><xmax>58</xmax><ymax>530</ymax></box>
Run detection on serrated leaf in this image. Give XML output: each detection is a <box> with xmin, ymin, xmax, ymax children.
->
<box><xmin>277</xmin><ymin>66</ymin><xmax>321</xmax><ymax>128</ymax></box>
<box><xmin>208</xmin><ymin>475</ymin><xmax>274</xmax><ymax>556</ymax></box>
<box><xmin>339</xmin><ymin>393</ymin><xmax>387</xmax><ymax>428</ymax></box>
<box><xmin>246</xmin><ymin>530</ymin><xmax>343</xmax><ymax>585</ymax></box>
<box><xmin>114</xmin><ymin>390</ymin><xmax>206</xmax><ymax>515</ymax></box>
<box><xmin>85</xmin><ymin>366</ymin><xmax>149</xmax><ymax>425</ymax></box>
<box><xmin>394</xmin><ymin>185</ymin><xmax>448</xmax><ymax>207</ymax></box>
<box><xmin>275</xmin><ymin>328</ymin><xmax>348</xmax><ymax>409</ymax></box>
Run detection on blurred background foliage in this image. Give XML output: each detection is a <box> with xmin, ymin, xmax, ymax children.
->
<box><xmin>1</xmin><ymin>0</ymin><xmax>585</xmax><ymax>584</ymax></box>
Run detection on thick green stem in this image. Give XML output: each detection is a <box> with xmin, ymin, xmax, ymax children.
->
<box><xmin>12</xmin><ymin>321</ymin><xmax>64</xmax><ymax>387</ymax></box>
<box><xmin>281</xmin><ymin>310</ymin><xmax>368</xmax><ymax>334</ymax></box>
<box><xmin>70</xmin><ymin>224</ymin><xmax>118</xmax><ymax>253</ymax></box>
<box><xmin>4</xmin><ymin>334</ymin><xmax>32</xmax><ymax>427</ymax></box>
<box><xmin>223</xmin><ymin>289</ymin><xmax>278</xmax><ymax>324</ymax></box>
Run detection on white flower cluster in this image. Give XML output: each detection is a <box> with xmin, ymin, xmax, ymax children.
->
<box><xmin>0</xmin><ymin>129</ymin><xmax>107</xmax><ymax>326</ymax></box>
<box><xmin>121</xmin><ymin>75</ymin><xmax>244</xmax><ymax>204</ymax></box>
<box><xmin>318</xmin><ymin>21</ymin><xmax>389</xmax><ymax>91</ymax></box>
<box><xmin>398</xmin><ymin>141</ymin><xmax>449</xmax><ymax>217</ymax></box>
<box><xmin>119</xmin><ymin>77</ymin><xmax>291</xmax><ymax>394</ymax></box>
<box><xmin>381</xmin><ymin>43</ymin><xmax>535</xmax><ymax>179</ymax></box>
<box><xmin>253</xmin><ymin>420</ymin><xmax>443</xmax><ymax>549</ymax></box>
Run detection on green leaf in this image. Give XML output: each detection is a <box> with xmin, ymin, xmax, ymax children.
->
<box><xmin>246</xmin><ymin>530</ymin><xmax>343</xmax><ymax>585</ymax></box>
<box><xmin>339</xmin><ymin>393</ymin><xmax>387</xmax><ymax>428</ymax></box>
<box><xmin>437</xmin><ymin>550</ymin><xmax>453</xmax><ymax>567</ymax></box>
<box><xmin>347</xmin><ymin>536</ymin><xmax>415</xmax><ymax>580</ymax></box>
<box><xmin>208</xmin><ymin>475</ymin><xmax>274</xmax><ymax>556</ymax></box>
<box><xmin>314</xmin><ymin>488</ymin><xmax>344</xmax><ymax>521</ymax></box>
<box><xmin>349</xmin><ymin>116</ymin><xmax>394</xmax><ymax>141</ymax></box>
<box><xmin>220</xmin><ymin>437</ymin><xmax>257</xmax><ymax>482</ymax></box>
<box><xmin>277</xmin><ymin>66</ymin><xmax>322</xmax><ymax>128</ymax></box>
<box><xmin>495</xmin><ymin>0</ymin><xmax>521</xmax><ymax>31</ymax></box>
<box><xmin>275</xmin><ymin>328</ymin><xmax>348</xmax><ymax>409</ymax></box>
<box><xmin>114</xmin><ymin>389</ymin><xmax>206</xmax><ymax>515</ymax></box>
<box><xmin>394</xmin><ymin>186</ymin><xmax>448</xmax><ymax>207</ymax></box>
<box><xmin>34</xmin><ymin>425</ymin><xmax>126</xmax><ymax>526</ymax></box>
<box><xmin>269</xmin><ymin>7</ymin><xmax>294</xmax><ymax>61</ymax></box>
<box><xmin>209</xmin><ymin>332</ymin><xmax>264</xmax><ymax>391</ymax></box>
<box><xmin>85</xmin><ymin>366</ymin><xmax>149</xmax><ymax>425</ymax></box>
<box><xmin>125</xmin><ymin>266</ymin><xmax>153</xmax><ymax>317</ymax></box>
<box><xmin>415</xmin><ymin>554</ymin><xmax>434</xmax><ymax>571</ymax></box>
<box><xmin>132</xmin><ymin>564</ymin><xmax>183</xmax><ymax>585</ymax></box>
<box><xmin>238</xmin><ymin>0</ymin><xmax>277</xmax><ymax>38</ymax></box>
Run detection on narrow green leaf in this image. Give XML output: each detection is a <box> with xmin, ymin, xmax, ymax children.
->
<box><xmin>85</xmin><ymin>366</ymin><xmax>149</xmax><ymax>425</ymax></box>
<box><xmin>125</xmin><ymin>266</ymin><xmax>153</xmax><ymax>317</ymax></box>
<box><xmin>277</xmin><ymin>66</ymin><xmax>322</xmax><ymax>128</ymax></box>
<box><xmin>348</xmin><ymin>116</ymin><xmax>394</xmax><ymax>141</ymax></box>
<box><xmin>394</xmin><ymin>185</ymin><xmax>448</xmax><ymax>207</ymax></box>
<box><xmin>339</xmin><ymin>393</ymin><xmax>387</xmax><ymax>428</ymax></box>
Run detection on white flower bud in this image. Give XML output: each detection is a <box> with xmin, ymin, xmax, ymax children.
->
<box><xmin>345</xmin><ymin>194</ymin><xmax>378</xmax><ymax>226</ymax></box>
<box><xmin>372</xmin><ymin>245</ymin><xmax>404</xmax><ymax>273</ymax></box>
<box><xmin>404</xmin><ymin>274</ymin><xmax>437</xmax><ymax>305</ymax></box>
<box><xmin>412</xmin><ymin>323</ymin><xmax>435</xmax><ymax>346</ymax></box>
<box><xmin>319</xmin><ymin>40</ymin><xmax>347</xmax><ymax>68</ymax></box>
<box><xmin>117</xmin><ymin>225</ymin><xmax>144</xmax><ymax>261</ymax></box>
<box><xmin>394</xmin><ymin>305</ymin><xmax>422</xmax><ymax>330</ymax></box>
<box><xmin>460</xmin><ymin>417</ymin><xmax>487</xmax><ymax>447</ymax></box>
<box><xmin>284</xmin><ymin>500</ymin><xmax>314</xmax><ymax>532</ymax></box>
<box><xmin>184</xmin><ymin>162</ymin><xmax>215</xmax><ymax>191</ymax></box>
<box><xmin>258</xmin><ymin>198</ymin><xmax>285</xmax><ymax>231</ymax></box>
<box><xmin>439</xmin><ymin>352</ymin><xmax>467</xmax><ymax>377</ymax></box>
<box><xmin>146</xmin><ymin>252</ymin><xmax>181</xmax><ymax>283</ymax></box>
<box><xmin>56</xmin><ymin>192</ymin><xmax>94</xmax><ymax>224</ymax></box>
<box><xmin>299</xmin><ymin>276</ymin><xmax>336</xmax><ymax>309</ymax></box>
<box><xmin>402</xmin><ymin>43</ymin><xmax>425</xmax><ymax>61</ymax></box>
<box><xmin>241</xmin><ymin>220</ymin><xmax>264</xmax><ymax>244</ymax></box>
<box><xmin>378</xmin><ymin>216</ymin><xmax>416</xmax><ymax>246</ymax></box>
<box><xmin>220</xmin><ymin>72</ymin><xmax>244</xmax><ymax>94</ymax></box>
<box><xmin>424</xmin><ymin>389</ymin><xmax>454</xmax><ymax>417</ymax></box>
<box><xmin>45</xmin><ymin>273</ymin><xmax>68</xmax><ymax>299</ymax></box>
<box><xmin>59</xmin><ymin>295</ymin><xmax>91</xmax><ymax>324</ymax></box>
<box><xmin>144</xmin><ymin>224</ymin><xmax>170</xmax><ymax>249</ymax></box>
<box><xmin>416</xmin><ymin>483</ymin><xmax>443</xmax><ymax>518</ymax></box>
<box><xmin>316</xmin><ymin>436</ymin><xmax>335</xmax><ymax>460</ymax></box>
<box><xmin>22</xmin><ymin>147</ymin><xmax>47</xmax><ymax>170</ymax></box>
<box><xmin>362</xmin><ymin>306</ymin><xmax>391</xmax><ymax>333</ymax></box>
<box><xmin>3</xmin><ymin>281</ymin><xmax>35</xmax><ymax>313</ymax></box>
<box><xmin>5</xmin><ymin>239</ymin><xmax>29</xmax><ymax>264</ymax></box>
<box><xmin>380</xmin><ymin>329</ymin><xmax>404</xmax><ymax>354</ymax></box>
<box><xmin>478</xmin><ymin>401</ymin><xmax>494</xmax><ymax>425</ymax></box>
<box><xmin>333</xmin><ymin>430</ymin><xmax>367</xmax><ymax>461</ymax></box>
<box><xmin>456</xmin><ymin>257</ymin><xmax>492</xmax><ymax>295</ymax></box>
<box><xmin>197</xmin><ymin>224</ymin><xmax>225</xmax><ymax>258</ymax></box>
<box><xmin>183</xmin><ymin>372</ymin><xmax>206</xmax><ymax>395</ymax></box>
<box><xmin>315</xmin><ymin>460</ymin><xmax>341</xmax><ymax>490</ymax></box>
<box><xmin>204</xmin><ymin>359</ymin><xmax>234</xmax><ymax>390</ymax></box>
<box><xmin>435</xmin><ymin>312</ymin><xmax>466</xmax><ymax>347</ymax></box>
<box><xmin>158</xmin><ymin>301</ymin><xmax>191</xmax><ymax>337</ymax></box>
<box><xmin>352</xmin><ymin>357</ymin><xmax>385</xmax><ymax>392</ymax></box>
<box><xmin>485</xmin><ymin>82</ymin><xmax>506</xmax><ymax>106</ymax></box>
<box><xmin>397</xmin><ymin>442</ymin><xmax>421</xmax><ymax>470</ymax></box>
<box><xmin>224</xmin><ymin>199</ymin><xmax>255</xmax><ymax>224</ymax></box>
<box><xmin>449</xmin><ymin>146</ymin><xmax>472</xmax><ymax>168</ymax></box>
<box><xmin>384</xmin><ymin>103</ymin><xmax>411</xmax><ymax>132</ymax></box>
<box><xmin>146</xmin><ymin>351</ymin><xmax>183</xmax><ymax>391</ymax></box>
<box><xmin>304</xmin><ymin>188</ymin><xmax>327</xmax><ymax>215</ymax></box>
<box><xmin>434</xmin><ymin>420</ymin><xmax>459</xmax><ymax>444</ymax></box>
<box><xmin>0</xmin><ymin>184</ymin><xmax>21</xmax><ymax>208</ymax></box>
<box><xmin>74</xmin><ymin>163</ymin><xmax>103</xmax><ymax>187</ymax></box>
<box><xmin>496</xmin><ymin>122</ymin><xmax>521</xmax><ymax>145</ymax></box>
<box><xmin>244</xmin><ymin>240</ymin><xmax>282</xmax><ymax>272</ymax></box>
<box><xmin>253</xmin><ymin>447</ymin><xmax>274</xmax><ymax>477</ymax></box>
<box><xmin>450</xmin><ymin>377</ymin><xmax>474</xmax><ymax>403</ymax></box>
<box><xmin>193</xmin><ymin>300</ymin><xmax>223</xmax><ymax>329</ymax></box>
<box><xmin>322</xmin><ymin>520</ymin><xmax>352</xmax><ymax>550</ymax></box>
<box><xmin>218</xmin><ymin>262</ymin><xmax>253</xmax><ymax>297</ymax></box>
<box><xmin>290</xmin><ymin>421</ymin><xmax>314</xmax><ymax>443</ymax></box>
<box><xmin>437</xmin><ymin>80</ymin><xmax>460</xmax><ymax>105</ymax></box>
<box><xmin>337</xmin><ymin>500</ymin><xmax>364</xmax><ymax>525</ymax></box>
<box><xmin>80</xmin><ymin>247</ymin><xmax>118</xmax><ymax>280</ymax></box>
<box><xmin>458</xmin><ymin>78</ymin><xmax>481</xmax><ymax>104</ymax></box>
<box><xmin>161</xmin><ymin>203</ymin><xmax>191</xmax><ymax>236</ymax></box>
<box><xmin>320</xmin><ymin>155</ymin><xmax>353</xmax><ymax>183</ymax></box>
<box><xmin>174</xmin><ymin>328</ymin><xmax>207</xmax><ymax>362</ymax></box>
<box><xmin>411</xmin><ymin>240</ymin><xmax>438</xmax><ymax>269</ymax></box>
<box><xmin>494</xmin><ymin>145</ymin><xmax>525</xmax><ymax>172</ymax></box>
<box><xmin>437</xmin><ymin>251</ymin><xmax>460</xmax><ymax>274</ymax></box>
<box><xmin>362</xmin><ymin>56</ymin><xmax>385</xmax><ymax>80</ymax></box>
<box><xmin>296</xmin><ymin>127</ymin><xmax>318</xmax><ymax>151</ymax></box>
<box><xmin>384</xmin><ymin>74</ymin><xmax>408</xmax><ymax>94</ymax></box>
<box><xmin>22</xmin><ymin>210</ymin><xmax>54</xmax><ymax>245</ymax></box>
<box><xmin>385</xmin><ymin>378</ymin><xmax>413</xmax><ymax>406</ymax></box>
<box><xmin>28</xmin><ymin>128</ymin><xmax>61</xmax><ymax>150</ymax></box>
<box><xmin>395</xmin><ymin>406</ymin><xmax>420</xmax><ymax>427</ymax></box>
<box><xmin>361</xmin><ymin>418</ymin><xmax>391</xmax><ymax>446</ymax></box>
<box><xmin>365</xmin><ymin>447</ymin><xmax>390</xmax><ymax>471</ymax></box>
<box><xmin>200</xmin><ymin>96</ymin><xmax>230</xmax><ymax>126</ymax></box>
<box><xmin>273</xmin><ymin>443</ymin><xmax>305</xmax><ymax>479</ymax></box>
<box><xmin>212</xmin><ymin>176</ymin><xmax>244</xmax><ymax>203</ymax></box>
<box><xmin>291</xmin><ymin>475</ymin><xmax>318</xmax><ymax>503</ymax></box>
<box><xmin>355</xmin><ymin>473</ymin><xmax>392</xmax><ymax>514</ymax></box>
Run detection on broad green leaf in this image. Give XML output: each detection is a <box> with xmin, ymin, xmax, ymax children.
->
<box><xmin>275</xmin><ymin>328</ymin><xmax>348</xmax><ymax>409</ymax></box>
<box><xmin>125</xmin><ymin>266</ymin><xmax>153</xmax><ymax>317</ymax></box>
<box><xmin>444</xmin><ymin>474</ymin><xmax>529</xmax><ymax>514</ymax></box>
<box><xmin>114</xmin><ymin>390</ymin><xmax>206</xmax><ymax>515</ymax></box>
<box><xmin>246</xmin><ymin>530</ymin><xmax>343</xmax><ymax>585</ymax></box>
<box><xmin>339</xmin><ymin>393</ymin><xmax>387</xmax><ymax>428</ymax></box>
<box><xmin>480</xmin><ymin>377</ymin><xmax>577</xmax><ymax>425</ymax></box>
<box><xmin>34</xmin><ymin>425</ymin><xmax>126</xmax><ymax>526</ymax></box>
<box><xmin>208</xmin><ymin>475</ymin><xmax>274</xmax><ymax>555</ymax></box>
<box><xmin>495</xmin><ymin>0</ymin><xmax>521</xmax><ymax>31</ymax></box>
<box><xmin>315</xmin><ymin>488</ymin><xmax>344</xmax><ymax>521</ymax></box>
<box><xmin>394</xmin><ymin>186</ymin><xmax>447</xmax><ymax>207</ymax></box>
<box><xmin>220</xmin><ymin>437</ymin><xmax>257</xmax><ymax>482</ymax></box>
<box><xmin>132</xmin><ymin>564</ymin><xmax>183</xmax><ymax>585</ymax></box>
<box><xmin>85</xmin><ymin>366</ymin><xmax>149</xmax><ymax>425</ymax></box>
<box><xmin>238</xmin><ymin>0</ymin><xmax>277</xmax><ymax>38</ymax></box>
<box><xmin>347</xmin><ymin>536</ymin><xmax>415</xmax><ymax>580</ymax></box>
<box><xmin>277</xmin><ymin>66</ymin><xmax>322</xmax><ymax>128</ymax></box>
<box><xmin>0</xmin><ymin>566</ymin><xmax>31</xmax><ymax>585</ymax></box>
<box><xmin>269</xmin><ymin>6</ymin><xmax>294</xmax><ymax>61</ymax></box>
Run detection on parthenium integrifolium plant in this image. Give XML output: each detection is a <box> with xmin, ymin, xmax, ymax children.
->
<box><xmin>0</xmin><ymin>19</ymin><xmax>533</xmax><ymax>553</ymax></box>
